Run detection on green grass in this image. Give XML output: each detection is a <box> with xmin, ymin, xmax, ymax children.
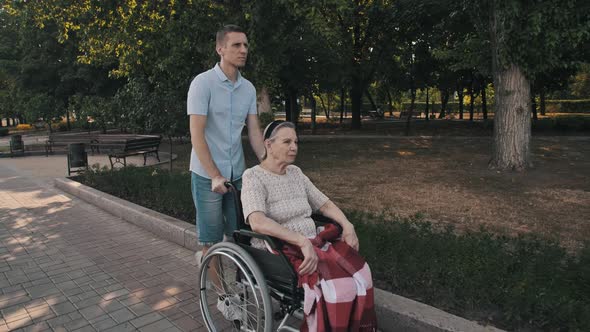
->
<box><xmin>76</xmin><ymin>166</ymin><xmax>590</xmax><ymax>331</ymax></box>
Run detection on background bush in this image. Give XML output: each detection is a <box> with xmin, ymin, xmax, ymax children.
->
<box><xmin>78</xmin><ymin>166</ymin><xmax>194</xmax><ymax>223</ymax></box>
<box><xmin>15</xmin><ymin>124</ymin><xmax>33</xmax><ymax>130</ymax></box>
<box><xmin>545</xmin><ymin>99</ymin><xmax>590</xmax><ymax>113</ymax></box>
<box><xmin>0</xmin><ymin>128</ymin><xmax>8</xmax><ymax>136</ymax></box>
<box><xmin>352</xmin><ymin>212</ymin><xmax>590</xmax><ymax>331</ymax></box>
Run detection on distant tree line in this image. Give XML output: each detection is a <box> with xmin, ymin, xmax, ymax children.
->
<box><xmin>0</xmin><ymin>0</ymin><xmax>588</xmax><ymax>170</ymax></box>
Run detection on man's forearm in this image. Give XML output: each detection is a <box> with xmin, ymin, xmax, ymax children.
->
<box><xmin>248</xmin><ymin>129</ymin><xmax>265</xmax><ymax>161</ymax></box>
<box><xmin>190</xmin><ymin>115</ymin><xmax>223</xmax><ymax>179</ymax></box>
<box><xmin>247</xmin><ymin>114</ymin><xmax>265</xmax><ymax>161</ymax></box>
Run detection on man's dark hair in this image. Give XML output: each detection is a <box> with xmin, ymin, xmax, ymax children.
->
<box><xmin>216</xmin><ymin>25</ymin><xmax>245</xmax><ymax>46</ymax></box>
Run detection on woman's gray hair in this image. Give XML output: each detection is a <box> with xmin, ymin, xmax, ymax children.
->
<box><xmin>261</xmin><ymin>121</ymin><xmax>296</xmax><ymax>160</ymax></box>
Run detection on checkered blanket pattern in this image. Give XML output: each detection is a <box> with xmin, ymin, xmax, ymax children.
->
<box><xmin>281</xmin><ymin>224</ymin><xmax>378</xmax><ymax>331</ymax></box>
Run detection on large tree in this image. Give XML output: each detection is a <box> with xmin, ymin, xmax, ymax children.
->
<box><xmin>465</xmin><ymin>0</ymin><xmax>590</xmax><ymax>170</ymax></box>
<box><xmin>296</xmin><ymin>0</ymin><xmax>396</xmax><ymax>129</ymax></box>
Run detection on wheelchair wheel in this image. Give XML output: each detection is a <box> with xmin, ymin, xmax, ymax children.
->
<box><xmin>199</xmin><ymin>242</ymin><xmax>273</xmax><ymax>332</ymax></box>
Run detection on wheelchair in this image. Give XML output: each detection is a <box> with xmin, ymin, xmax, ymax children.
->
<box><xmin>198</xmin><ymin>182</ymin><xmax>341</xmax><ymax>332</ymax></box>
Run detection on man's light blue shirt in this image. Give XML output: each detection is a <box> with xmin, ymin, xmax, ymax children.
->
<box><xmin>187</xmin><ymin>63</ymin><xmax>257</xmax><ymax>180</ymax></box>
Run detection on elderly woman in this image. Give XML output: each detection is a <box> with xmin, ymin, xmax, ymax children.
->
<box><xmin>240</xmin><ymin>121</ymin><xmax>377</xmax><ymax>331</ymax></box>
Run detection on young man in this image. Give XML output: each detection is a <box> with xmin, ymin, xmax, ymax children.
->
<box><xmin>187</xmin><ymin>25</ymin><xmax>264</xmax><ymax>265</ymax></box>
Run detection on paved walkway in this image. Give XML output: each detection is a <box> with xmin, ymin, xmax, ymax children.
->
<box><xmin>0</xmin><ymin>157</ymin><xmax>206</xmax><ymax>331</ymax></box>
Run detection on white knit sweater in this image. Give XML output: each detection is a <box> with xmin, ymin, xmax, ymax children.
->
<box><xmin>241</xmin><ymin>165</ymin><xmax>330</xmax><ymax>249</ymax></box>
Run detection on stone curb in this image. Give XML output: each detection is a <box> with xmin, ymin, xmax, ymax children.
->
<box><xmin>54</xmin><ymin>177</ymin><xmax>505</xmax><ymax>332</ymax></box>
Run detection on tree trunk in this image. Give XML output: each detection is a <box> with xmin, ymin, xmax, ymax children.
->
<box><xmin>350</xmin><ymin>82</ymin><xmax>362</xmax><ymax>130</ymax></box>
<box><xmin>310</xmin><ymin>93</ymin><xmax>317</xmax><ymax>135</ymax></box>
<box><xmin>469</xmin><ymin>77</ymin><xmax>475</xmax><ymax>121</ymax></box>
<box><xmin>386</xmin><ymin>89</ymin><xmax>394</xmax><ymax>117</ymax></box>
<box><xmin>365</xmin><ymin>89</ymin><xmax>378</xmax><ymax>111</ymax></box>
<box><xmin>168</xmin><ymin>136</ymin><xmax>173</xmax><ymax>171</ymax></box>
<box><xmin>326</xmin><ymin>93</ymin><xmax>332</xmax><ymax>119</ymax></box>
<box><xmin>481</xmin><ymin>83</ymin><xmax>488</xmax><ymax>120</ymax></box>
<box><xmin>257</xmin><ymin>86</ymin><xmax>272</xmax><ymax>114</ymax></box>
<box><xmin>531</xmin><ymin>85</ymin><xmax>538</xmax><ymax>121</ymax></box>
<box><xmin>490</xmin><ymin>64</ymin><xmax>532</xmax><ymax>171</ymax></box>
<box><xmin>318</xmin><ymin>94</ymin><xmax>330</xmax><ymax>119</ymax></box>
<box><xmin>424</xmin><ymin>88</ymin><xmax>430</xmax><ymax>121</ymax></box>
<box><xmin>439</xmin><ymin>88</ymin><xmax>449</xmax><ymax>119</ymax></box>
<box><xmin>285</xmin><ymin>90</ymin><xmax>291</xmax><ymax>122</ymax></box>
<box><xmin>290</xmin><ymin>91</ymin><xmax>299</xmax><ymax>125</ymax></box>
<box><xmin>540</xmin><ymin>88</ymin><xmax>546</xmax><ymax>116</ymax></box>
<box><xmin>457</xmin><ymin>84</ymin><xmax>464</xmax><ymax>119</ymax></box>
<box><xmin>340</xmin><ymin>88</ymin><xmax>345</xmax><ymax>124</ymax></box>
<box><xmin>405</xmin><ymin>86</ymin><xmax>416</xmax><ymax>136</ymax></box>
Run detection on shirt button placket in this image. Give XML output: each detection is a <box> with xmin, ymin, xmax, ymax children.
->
<box><xmin>229</xmin><ymin>86</ymin><xmax>233</xmax><ymax>180</ymax></box>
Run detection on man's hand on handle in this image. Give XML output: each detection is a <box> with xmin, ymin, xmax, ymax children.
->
<box><xmin>211</xmin><ymin>176</ymin><xmax>229</xmax><ymax>194</ymax></box>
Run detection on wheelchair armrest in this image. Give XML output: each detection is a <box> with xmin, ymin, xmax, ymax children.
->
<box><xmin>311</xmin><ymin>213</ymin><xmax>343</xmax><ymax>234</ymax></box>
<box><xmin>234</xmin><ymin>229</ymin><xmax>285</xmax><ymax>251</ymax></box>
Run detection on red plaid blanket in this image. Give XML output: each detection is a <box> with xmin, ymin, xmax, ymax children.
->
<box><xmin>281</xmin><ymin>224</ymin><xmax>377</xmax><ymax>332</ymax></box>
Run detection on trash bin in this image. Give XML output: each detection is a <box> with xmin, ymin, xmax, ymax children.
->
<box><xmin>67</xmin><ymin>143</ymin><xmax>88</xmax><ymax>176</ymax></box>
<box><xmin>10</xmin><ymin>135</ymin><xmax>25</xmax><ymax>157</ymax></box>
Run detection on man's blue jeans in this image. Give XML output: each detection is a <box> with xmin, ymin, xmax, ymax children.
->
<box><xmin>191</xmin><ymin>172</ymin><xmax>242</xmax><ymax>246</ymax></box>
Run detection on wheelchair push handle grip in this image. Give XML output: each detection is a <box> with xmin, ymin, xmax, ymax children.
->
<box><xmin>224</xmin><ymin>181</ymin><xmax>237</xmax><ymax>192</ymax></box>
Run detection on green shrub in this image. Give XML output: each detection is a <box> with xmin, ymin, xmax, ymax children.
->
<box><xmin>545</xmin><ymin>99</ymin><xmax>590</xmax><ymax>113</ymax></box>
<box><xmin>351</xmin><ymin>212</ymin><xmax>590</xmax><ymax>331</ymax></box>
<box><xmin>78</xmin><ymin>165</ymin><xmax>194</xmax><ymax>223</ymax></box>
<box><xmin>0</xmin><ymin>128</ymin><xmax>8</xmax><ymax>136</ymax></box>
<box><xmin>532</xmin><ymin>116</ymin><xmax>590</xmax><ymax>133</ymax></box>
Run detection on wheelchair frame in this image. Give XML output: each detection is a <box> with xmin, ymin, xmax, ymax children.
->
<box><xmin>198</xmin><ymin>182</ymin><xmax>341</xmax><ymax>332</ymax></box>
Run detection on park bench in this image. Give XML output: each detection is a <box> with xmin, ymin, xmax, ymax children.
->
<box><xmin>399</xmin><ymin>110</ymin><xmax>423</xmax><ymax>119</ymax></box>
<box><xmin>46</xmin><ymin>133</ymin><xmax>100</xmax><ymax>156</ymax></box>
<box><xmin>368</xmin><ymin>109</ymin><xmax>384</xmax><ymax>119</ymax></box>
<box><xmin>107</xmin><ymin>135</ymin><xmax>161</xmax><ymax>168</ymax></box>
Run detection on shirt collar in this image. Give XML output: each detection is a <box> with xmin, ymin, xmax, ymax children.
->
<box><xmin>214</xmin><ymin>63</ymin><xmax>243</xmax><ymax>87</ymax></box>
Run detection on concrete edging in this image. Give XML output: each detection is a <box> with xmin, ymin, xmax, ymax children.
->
<box><xmin>54</xmin><ymin>177</ymin><xmax>505</xmax><ymax>332</ymax></box>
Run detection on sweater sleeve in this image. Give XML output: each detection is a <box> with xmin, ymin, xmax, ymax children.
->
<box><xmin>241</xmin><ymin>169</ymin><xmax>268</xmax><ymax>223</ymax></box>
<box><xmin>298</xmin><ymin>167</ymin><xmax>329</xmax><ymax>212</ymax></box>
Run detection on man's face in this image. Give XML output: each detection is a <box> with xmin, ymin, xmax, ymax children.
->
<box><xmin>217</xmin><ymin>32</ymin><xmax>248</xmax><ymax>68</ymax></box>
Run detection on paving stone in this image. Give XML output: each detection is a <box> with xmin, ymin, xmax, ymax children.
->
<box><xmin>13</xmin><ymin>321</ymin><xmax>51</xmax><ymax>332</ymax></box>
<box><xmin>137</xmin><ymin>318</ymin><xmax>175</xmax><ymax>332</ymax></box>
<box><xmin>109</xmin><ymin>308</ymin><xmax>137</xmax><ymax>324</ymax></box>
<box><xmin>25</xmin><ymin>284</ymin><xmax>60</xmax><ymax>299</ymax></box>
<box><xmin>46</xmin><ymin>314</ymin><xmax>72</xmax><ymax>328</ymax></box>
<box><xmin>79</xmin><ymin>304</ymin><xmax>106</xmax><ymax>320</ymax></box>
<box><xmin>129</xmin><ymin>312</ymin><xmax>164</xmax><ymax>329</ymax></box>
<box><xmin>49</xmin><ymin>301</ymin><xmax>77</xmax><ymax>316</ymax></box>
<box><xmin>89</xmin><ymin>315</ymin><xmax>118</xmax><ymax>330</ymax></box>
<box><xmin>102</xmin><ymin>322</ymin><xmax>137</xmax><ymax>332</ymax></box>
<box><xmin>63</xmin><ymin>317</ymin><xmax>90</xmax><ymax>331</ymax></box>
<box><xmin>71</xmin><ymin>324</ymin><xmax>96</xmax><ymax>332</ymax></box>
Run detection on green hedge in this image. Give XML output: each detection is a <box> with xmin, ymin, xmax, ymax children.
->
<box><xmin>0</xmin><ymin>128</ymin><xmax>8</xmax><ymax>136</ymax></box>
<box><xmin>77</xmin><ymin>167</ymin><xmax>590</xmax><ymax>331</ymax></box>
<box><xmin>353</xmin><ymin>212</ymin><xmax>590</xmax><ymax>331</ymax></box>
<box><xmin>78</xmin><ymin>166</ymin><xmax>195</xmax><ymax>223</ymax></box>
<box><xmin>545</xmin><ymin>99</ymin><xmax>590</xmax><ymax>113</ymax></box>
<box><xmin>397</xmin><ymin>100</ymin><xmax>590</xmax><ymax>114</ymax></box>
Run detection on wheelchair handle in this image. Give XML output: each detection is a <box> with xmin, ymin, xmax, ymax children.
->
<box><xmin>224</xmin><ymin>181</ymin><xmax>238</xmax><ymax>192</ymax></box>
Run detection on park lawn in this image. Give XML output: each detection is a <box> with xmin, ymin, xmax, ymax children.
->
<box><xmin>166</xmin><ymin>134</ymin><xmax>590</xmax><ymax>250</ymax></box>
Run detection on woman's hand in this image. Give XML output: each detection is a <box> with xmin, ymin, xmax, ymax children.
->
<box><xmin>298</xmin><ymin>239</ymin><xmax>318</xmax><ymax>275</ymax></box>
<box><xmin>341</xmin><ymin>223</ymin><xmax>359</xmax><ymax>251</ymax></box>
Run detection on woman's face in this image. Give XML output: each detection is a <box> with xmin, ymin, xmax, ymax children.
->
<box><xmin>267</xmin><ymin>127</ymin><xmax>298</xmax><ymax>164</ymax></box>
